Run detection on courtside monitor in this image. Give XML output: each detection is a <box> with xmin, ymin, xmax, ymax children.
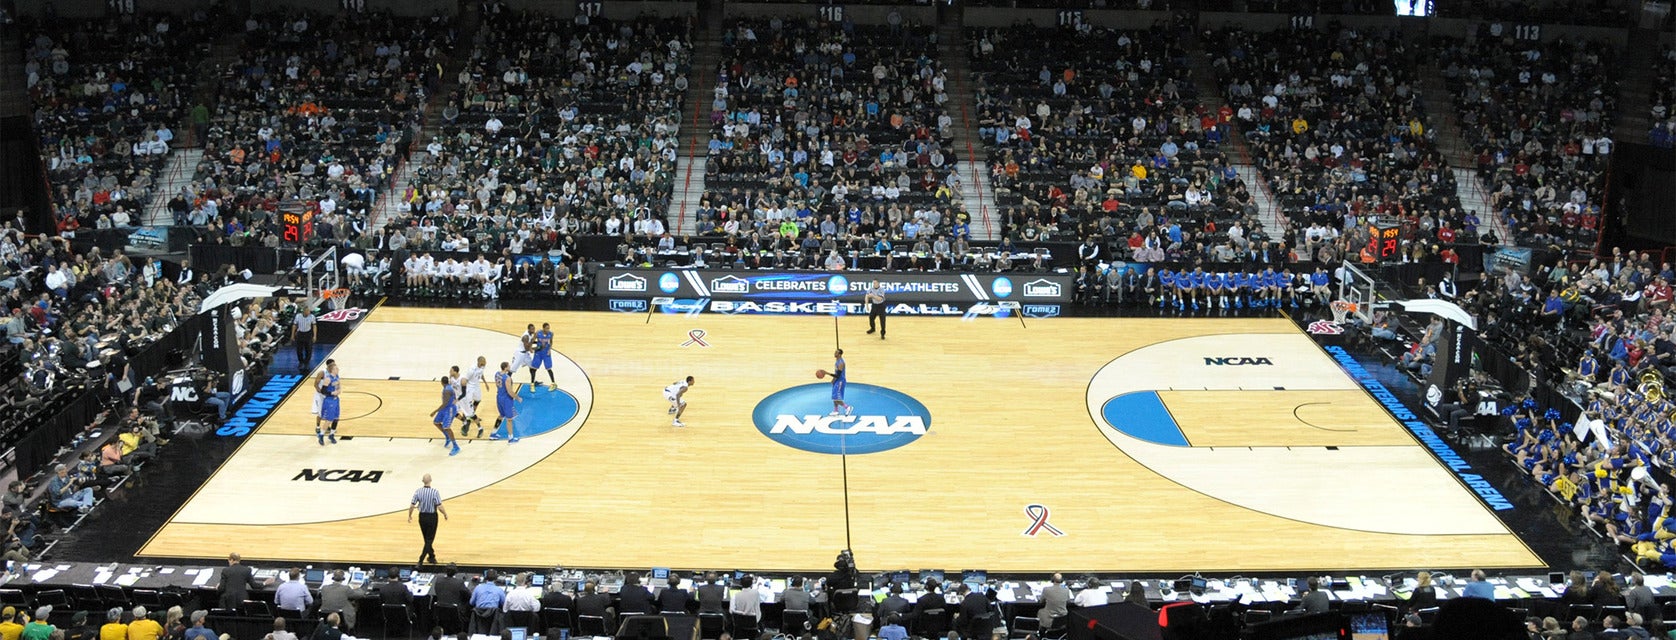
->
<box><xmin>305</xmin><ymin>569</ymin><xmax>324</xmax><ymax>584</ymax></box>
<box><xmin>508</xmin><ymin>628</ymin><xmax>527</xmax><ymax>640</ymax></box>
<box><xmin>1350</xmin><ymin>612</ymin><xmax>1391</xmax><ymax>640</ymax></box>
<box><xmin>962</xmin><ymin>570</ymin><xmax>987</xmax><ymax>586</ymax></box>
<box><xmin>919</xmin><ymin>570</ymin><xmax>945</xmax><ymax>584</ymax></box>
<box><xmin>890</xmin><ymin>570</ymin><xmax>911</xmax><ymax>586</ymax></box>
<box><xmin>531</xmin><ymin>574</ymin><xmax>546</xmax><ymax>587</ymax></box>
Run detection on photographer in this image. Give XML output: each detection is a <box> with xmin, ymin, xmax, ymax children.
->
<box><xmin>46</xmin><ymin>464</ymin><xmax>95</xmax><ymax>513</ymax></box>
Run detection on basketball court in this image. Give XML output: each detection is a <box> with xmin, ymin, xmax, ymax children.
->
<box><xmin>138</xmin><ymin>306</ymin><xmax>1543</xmax><ymax>573</ymax></box>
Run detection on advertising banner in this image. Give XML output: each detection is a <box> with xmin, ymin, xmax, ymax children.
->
<box><xmin>593</xmin><ymin>268</ymin><xmax>1074</xmax><ymax>304</ymax></box>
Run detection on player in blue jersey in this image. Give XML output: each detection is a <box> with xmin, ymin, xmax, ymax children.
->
<box><xmin>1174</xmin><ymin>267</ymin><xmax>1194</xmax><ymax>310</ymax></box>
<box><xmin>495</xmin><ymin>361</ymin><xmax>521</xmax><ymax>442</ymax></box>
<box><xmin>1187</xmin><ymin>267</ymin><xmax>1208</xmax><ymax>311</ymax></box>
<box><xmin>1309</xmin><ymin>267</ymin><xmax>1332</xmax><ymax>307</ymax></box>
<box><xmin>530</xmin><ymin>322</ymin><xmax>556</xmax><ymax>386</ymax></box>
<box><xmin>315</xmin><ymin>359</ymin><xmax>341</xmax><ymax>445</ymax></box>
<box><xmin>1230</xmin><ymin>270</ymin><xmax>1249</xmax><ymax>309</ymax></box>
<box><xmin>1257</xmin><ymin>267</ymin><xmax>1279</xmax><ymax>307</ymax></box>
<box><xmin>1207</xmin><ymin>271</ymin><xmax>1227</xmax><ymax>310</ymax></box>
<box><xmin>430</xmin><ymin>376</ymin><xmax>461</xmax><ymax>456</ymax></box>
<box><xmin>1280</xmin><ymin>268</ymin><xmax>1300</xmax><ymax>308</ymax></box>
<box><xmin>1157</xmin><ymin>269</ymin><xmax>1176</xmax><ymax>308</ymax></box>
<box><xmin>817</xmin><ymin>348</ymin><xmax>853</xmax><ymax>416</ymax></box>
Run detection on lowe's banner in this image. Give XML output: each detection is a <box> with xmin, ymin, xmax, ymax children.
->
<box><xmin>594</xmin><ymin>268</ymin><xmax>1074</xmax><ymax>304</ymax></box>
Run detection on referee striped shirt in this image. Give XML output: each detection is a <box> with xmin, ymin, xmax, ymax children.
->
<box><xmin>412</xmin><ymin>487</ymin><xmax>442</xmax><ymax>513</ymax></box>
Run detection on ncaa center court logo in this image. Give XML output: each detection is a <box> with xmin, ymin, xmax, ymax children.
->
<box><xmin>827</xmin><ymin>275</ymin><xmax>850</xmax><ymax>296</ymax></box>
<box><xmin>752</xmin><ymin>383</ymin><xmax>931</xmax><ymax>455</ymax></box>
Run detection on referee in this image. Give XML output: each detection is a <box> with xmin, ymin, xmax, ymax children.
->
<box><xmin>865</xmin><ymin>279</ymin><xmax>887</xmax><ymax>339</ymax></box>
<box><xmin>407</xmin><ymin>474</ymin><xmax>448</xmax><ymax>566</ymax></box>
<box><xmin>291</xmin><ymin>304</ymin><xmax>317</xmax><ymax>369</ymax></box>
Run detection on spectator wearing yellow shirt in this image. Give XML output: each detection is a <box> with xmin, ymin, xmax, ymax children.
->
<box><xmin>1130</xmin><ymin>161</ymin><xmax>1147</xmax><ymax>181</ymax></box>
<box><xmin>1291</xmin><ymin>117</ymin><xmax>1309</xmax><ymax>135</ymax></box>
<box><xmin>0</xmin><ymin>607</ymin><xmax>24</xmax><ymax>640</ymax></box>
<box><xmin>125</xmin><ymin>607</ymin><xmax>163</xmax><ymax>640</ymax></box>
<box><xmin>98</xmin><ymin>609</ymin><xmax>126</xmax><ymax>640</ymax></box>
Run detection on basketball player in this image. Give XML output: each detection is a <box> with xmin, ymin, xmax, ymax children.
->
<box><xmin>315</xmin><ymin>359</ymin><xmax>341</xmax><ymax>445</ymax></box>
<box><xmin>459</xmin><ymin>356</ymin><xmax>488</xmax><ymax>436</ymax></box>
<box><xmin>1231</xmin><ymin>269</ymin><xmax>1251</xmax><ymax>309</ymax></box>
<box><xmin>1309</xmin><ymin>267</ymin><xmax>1332</xmax><ymax>306</ymax></box>
<box><xmin>1207</xmin><ymin>270</ymin><xmax>1227</xmax><ymax>310</ymax></box>
<box><xmin>1174</xmin><ymin>267</ymin><xmax>1193</xmax><ymax>311</ymax></box>
<box><xmin>665</xmin><ymin>376</ymin><xmax>694</xmax><ymax>427</ymax></box>
<box><xmin>1157</xmin><ymin>268</ymin><xmax>1175</xmax><ymax>309</ymax></box>
<box><xmin>429</xmin><ymin>377</ymin><xmax>461</xmax><ymax>456</ymax></box>
<box><xmin>511</xmin><ymin>324</ymin><xmax>535</xmax><ymax>376</ymax></box>
<box><xmin>817</xmin><ymin>349</ymin><xmax>853</xmax><ymax>416</ymax></box>
<box><xmin>1188</xmin><ymin>267</ymin><xmax>1208</xmax><ymax>311</ymax></box>
<box><xmin>530</xmin><ymin>322</ymin><xmax>556</xmax><ymax>386</ymax></box>
<box><xmin>494</xmin><ymin>361</ymin><xmax>520</xmax><ymax>443</ymax></box>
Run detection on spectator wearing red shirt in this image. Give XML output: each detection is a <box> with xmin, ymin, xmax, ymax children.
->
<box><xmin>1645</xmin><ymin>277</ymin><xmax>1673</xmax><ymax>310</ymax></box>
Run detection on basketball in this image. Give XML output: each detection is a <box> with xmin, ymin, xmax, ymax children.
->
<box><xmin>816</xmin><ymin>370</ymin><xmax>826</xmax><ymax>379</ymax></box>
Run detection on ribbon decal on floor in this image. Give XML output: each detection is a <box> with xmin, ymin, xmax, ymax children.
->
<box><xmin>681</xmin><ymin>329</ymin><xmax>710</xmax><ymax>348</ymax></box>
<box><xmin>1022</xmin><ymin>503</ymin><xmax>1065</xmax><ymax>537</ymax></box>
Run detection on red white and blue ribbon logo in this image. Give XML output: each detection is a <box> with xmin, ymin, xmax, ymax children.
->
<box><xmin>1022</xmin><ymin>503</ymin><xmax>1065</xmax><ymax>537</ymax></box>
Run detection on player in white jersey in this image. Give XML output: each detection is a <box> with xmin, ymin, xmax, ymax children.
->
<box><xmin>510</xmin><ymin>323</ymin><xmax>536</xmax><ymax>374</ymax></box>
<box><xmin>460</xmin><ymin>356</ymin><xmax>489</xmax><ymax>436</ymax></box>
<box><xmin>664</xmin><ymin>376</ymin><xmax>694</xmax><ymax>427</ymax></box>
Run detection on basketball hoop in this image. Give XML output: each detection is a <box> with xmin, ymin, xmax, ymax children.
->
<box><xmin>1330</xmin><ymin>299</ymin><xmax>1358</xmax><ymax>324</ymax></box>
<box><xmin>321</xmin><ymin>288</ymin><xmax>351</xmax><ymax>301</ymax></box>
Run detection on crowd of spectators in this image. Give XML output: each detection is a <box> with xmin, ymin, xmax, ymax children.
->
<box><xmin>693</xmin><ymin>18</ymin><xmax>968</xmax><ymax>268</ymax></box>
<box><xmin>1431</xmin><ymin>34</ymin><xmax>1617</xmax><ymax>254</ymax></box>
<box><xmin>0</xmin><ymin>225</ymin><xmax>296</xmax><ymax>559</ymax></box>
<box><xmin>376</xmin><ymin>11</ymin><xmax>690</xmax><ymax>267</ymax></box>
<box><xmin>1206</xmin><ymin>25</ymin><xmax>1470</xmax><ymax>268</ymax></box>
<box><xmin>21</xmin><ymin>12</ymin><xmax>213</xmax><ymax>235</ymax></box>
<box><xmin>971</xmin><ymin>22</ymin><xmax>1280</xmax><ymax>271</ymax></box>
<box><xmin>1649</xmin><ymin>47</ymin><xmax>1675</xmax><ymax>149</ymax></box>
<box><xmin>1379</xmin><ymin>245</ymin><xmax>1676</xmax><ymax>575</ymax></box>
<box><xmin>182</xmin><ymin>11</ymin><xmax>452</xmax><ymax>250</ymax></box>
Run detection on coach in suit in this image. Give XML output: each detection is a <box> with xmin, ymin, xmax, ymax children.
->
<box><xmin>217</xmin><ymin>553</ymin><xmax>262</xmax><ymax>610</ymax></box>
<box><xmin>617</xmin><ymin>576</ymin><xmax>656</xmax><ymax>615</ymax></box>
<box><xmin>696</xmin><ymin>574</ymin><xmax>728</xmax><ymax>614</ymax></box>
<box><xmin>1038</xmin><ymin>574</ymin><xmax>1071</xmax><ymax>629</ymax></box>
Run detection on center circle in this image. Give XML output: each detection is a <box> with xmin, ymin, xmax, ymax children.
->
<box><xmin>751</xmin><ymin>383</ymin><xmax>931</xmax><ymax>455</ymax></box>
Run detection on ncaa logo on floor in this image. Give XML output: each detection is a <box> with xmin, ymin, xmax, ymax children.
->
<box><xmin>752</xmin><ymin>383</ymin><xmax>931</xmax><ymax>455</ymax></box>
